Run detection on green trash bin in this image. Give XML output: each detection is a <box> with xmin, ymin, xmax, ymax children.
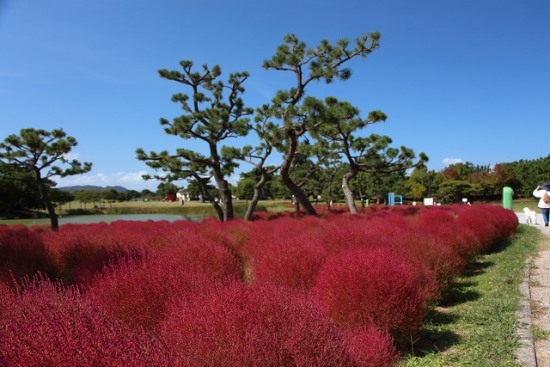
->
<box><xmin>502</xmin><ymin>186</ymin><xmax>514</xmax><ymax>210</ymax></box>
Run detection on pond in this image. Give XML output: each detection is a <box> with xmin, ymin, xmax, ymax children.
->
<box><xmin>2</xmin><ymin>214</ymin><xmax>203</xmax><ymax>226</ymax></box>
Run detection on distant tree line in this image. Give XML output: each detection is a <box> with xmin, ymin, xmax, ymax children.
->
<box><xmin>232</xmin><ymin>155</ymin><xmax>550</xmax><ymax>205</ymax></box>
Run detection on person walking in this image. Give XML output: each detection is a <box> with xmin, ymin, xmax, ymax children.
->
<box><xmin>533</xmin><ymin>183</ymin><xmax>550</xmax><ymax>226</ymax></box>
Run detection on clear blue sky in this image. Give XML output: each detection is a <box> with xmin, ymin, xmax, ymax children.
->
<box><xmin>0</xmin><ymin>0</ymin><xmax>548</xmax><ymax>191</ymax></box>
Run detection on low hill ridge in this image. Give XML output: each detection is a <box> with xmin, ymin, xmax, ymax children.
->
<box><xmin>58</xmin><ymin>185</ymin><xmax>128</xmax><ymax>193</ymax></box>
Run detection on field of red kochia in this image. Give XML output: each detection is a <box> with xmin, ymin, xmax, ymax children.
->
<box><xmin>0</xmin><ymin>204</ymin><xmax>518</xmax><ymax>366</ymax></box>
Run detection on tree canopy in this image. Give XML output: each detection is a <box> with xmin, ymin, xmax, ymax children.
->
<box><xmin>0</xmin><ymin>128</ymin><xmax>92</xmax><ymax>230</ymax></box>
<box><xmin>137</xmin><ymin>61</ymin><xmax>254</xmax><ymax>222</ymax></box>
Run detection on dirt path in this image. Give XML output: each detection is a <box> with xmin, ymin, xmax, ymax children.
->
<box><xmin>515</xmin><ymin>212</ymin><xmax>550</xmax><ymax>367</ymax></box>
<box><xmin>531</xmin><ymin>236</ymin><xmax>550</xmax><ymax>367</ymax></box>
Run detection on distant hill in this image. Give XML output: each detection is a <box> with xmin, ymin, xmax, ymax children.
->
<box><xmin>57</xmin><ymin>185</ymin><xmax>129</xmax><ymax>193</ymax></box>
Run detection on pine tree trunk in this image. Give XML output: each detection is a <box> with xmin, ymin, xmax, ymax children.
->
<box><xmin>244</xmin><ymin>172</ymin><xmax>268</xmax><ymax>221</ymax></box>
<box><xmin>210</xmin><ymin>143</ymin><xmax>234</xmax><ymax>222</ymax></box>
<box><xmin>342</xmin><ymin>169</ymin><xmax>359</xmax><ymax>215</ymax></box>
<box><xmin>280</xmin><ymin>132</ymin><xmax>317</xmax><ymax>216</ymax></box>
<box><xmin>217</xmin><ymin>181</ymin><xmax>234</xmax><ymax>222</ymax></box>
<box><xmin>36</xmin><ymin>178</ymin><xmax>59</xmax><ymax>231</ymax></box>
<box><xmin>195</xmin><ymin>176</ymin><xmax>224</xmax><ymax>221</ymax></box>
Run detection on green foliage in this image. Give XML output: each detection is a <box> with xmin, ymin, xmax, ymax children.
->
<box><xmin>235</xmin><ymin>178</ymin><xmax>255</xmax><ymax>200</ymax></box>
<box><xmin>420</xmin><ymin>157</ymin><xmax>550</xmax><ymax>202</ymax></box>
<box><xmin>0</xmin><ymin>165</ymin><xmax>44</xmax><ymax>217</ymax></box>
<box><xmin>262</xmin><ymin>33</ymin><xmax>382</xmax><ymax>215</ymax></box>
<box><xmin>138</xmin><ymin>61</ymin><xmax>254</xmax><ymax>221</ymax></box>
<box><xmin>505</xmin><ymin>154</ymin><xmax>550</xmax><ymax>197</ymax></box>
<box><xmin>314</xmin><ymin>96</ymin><xmax>427</xmax><ymax>211</ymax></box>
<box><xmin>437</xmin><ymin>180</ymin><xmax>472</xmax><ymax>203</ymax></box>
<box><xmin>0</xmin><ymin>128</ymin><xmax>91</xmax><ymax>229</ymax></box>
<box><xmin>156</xmin><ymin>182</ymin><xmax>179</xmax><ymax>198</ymax></box>
<box><xmin>0</xmin><ymin>129</ymin><xmax>92</xmax><ymax>180</ymax></box>
<box><xmin>406</xmin><ymin>167</ymin><xmax>429</xmax><ymax>200</ymax></box>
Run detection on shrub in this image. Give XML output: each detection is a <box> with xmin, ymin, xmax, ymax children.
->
<box><xmin>43</xmin><ymin>221</ymin><xmax>178</xmax><ymax>285</ymax></box>
<box><xmin>391</xmin><ymin>227</ymin><xmax>464</xmax><ymax>303</ymax></box>
<box><xmin>0</xmin><ymin>225</ymin><xmax>56</xmax><ymax>284</ymax></box>
<box><xmin>0</xmin><ymin>276</ymin><xmax>172</xmax><ymax>366</ymax></box>
<box><xmin>344</xmin><ymin>325</ymin><xmax>400</xmax><ymax>367</ymax></box>
<box><xmin>160</xmin><ymin>282</ymin><xmax>359</xmax><ymax>367</ymax></box>
<box><xmin>158</xmin><ymin>230</ymin><xmax>243</xmax><ymax>281</ymax></box>
<box><xmin>250</xmin><ymin>231</ymin><xmax>327</xmax><ymax>290</ymax></box>
<box><xmin>87</xmin><ymin>255</ymin><xmax>219</xmax><ymax>330</ymax></box>
<box><xmin>452</xmin><ymin>204</ymin><xmax>517</xmax><ymax>251</ymax></box>
<box><xmin>416</xmin><ymin>207</ymin><xmax>481</xmax><ymax>262</ymax></box>
<box><xmin>313</xmin><ymin>246</ymin><xmax>426</xmax><ymax>339</ymax></box>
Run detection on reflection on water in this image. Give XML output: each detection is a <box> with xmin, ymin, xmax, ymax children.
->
<box><xmin>19</xmin><ymin>214</ymin><xmax>202</xmax><ymax>226</ymax></box>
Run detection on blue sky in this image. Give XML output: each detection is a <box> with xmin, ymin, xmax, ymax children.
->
<box><xmin>0</xmin><ymin>0</ymin><xmax>548</xmax><ymax>191</ymax></box>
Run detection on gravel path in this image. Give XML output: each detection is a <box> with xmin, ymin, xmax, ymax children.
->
<box><xmin>516</xmin><ymin>212</ymin><xmax>550</xmax><ymax>367</ymax></box>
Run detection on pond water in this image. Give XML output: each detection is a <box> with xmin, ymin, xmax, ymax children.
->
<box><xmin>7</xmin><ymin>214</ymin><xmax>202</xmax><ymax>226</ymax></box>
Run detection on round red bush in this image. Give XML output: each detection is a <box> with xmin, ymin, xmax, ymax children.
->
<box><xmin>313</xmin><ymin>246</ymin><xmax>426</xmax><ymax>338</ymax></box>
<box><xmin>160</xmin><ymin>282</ymin><xmax>360</xmax><ymax>367</ymax></box>
<box><xmin>87</xmin><ymin>254</ymin><xmax>219</xmax><ymax>330</ymax></box>
<box><xmin>0</xmin><ymin>225</ymin><xmax>56</xmax><ymax>283</ymax></box>
<box><xmin>0</xmin><ymin>276</ymin><xmax>172</xmax><ymax>366</ymax></box>
<box><xmin>250</xmin><ymin>231</ymin><xmax>327</xmax><ymax>290</ymax></box>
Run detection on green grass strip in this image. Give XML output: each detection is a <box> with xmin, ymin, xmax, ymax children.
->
<box><xmin>400</xmin><ymin>225</ymin><xmax>541</xmax><ymax>367</ymax></box>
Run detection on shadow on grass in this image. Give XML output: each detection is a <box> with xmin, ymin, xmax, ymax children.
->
<box><xmin>403</xmin><ymin>308</ymin><xmax>461</xmax><ymax>357</ymax></box>
<box><xmin>402</xmin><ymin>257</ymin><xmax>491</xmax><ymax>357</ymax></box>
<box><xmin>461</xmin><ymin>259</ymin><xmax>494</xmax><ymax>278</ymax></box>
<box><xmin>438</xmin><ymin>279</ymin><xmax>481</xmax><ymax>307</ymax></box>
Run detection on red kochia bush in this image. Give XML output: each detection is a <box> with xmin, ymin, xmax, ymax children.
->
<box><xmin>0</xmin><ymin>276</ymin><xmax>172</xmax><ymax>366</ymax></box>
<box><xmin>88</xmin><ymin>253</ymin><xmax>225</xmax><ymax>330</ymax></box>
<box><xmin>158</xmin><ymin>230</ymin><xmax>243</xmax><ymax>281</ymax></box>
<box><xmin>160</xmin><ymin>282</ymin><xmax>397</xmax><ymax>367</ymax></box>
<box><xmin>42</xmin><ymin>222</ymin><xmax>155</xmax><ymax>285</ymax></box>
<box><xmin>313</xmin><ymin>247</ymin><xmax>426</xmax><ymax>339</ymax></box>
<box><xmin>391</xmin><ymin>226</ymin><xmax>464</xmax><ymax>303</ymax></box>
<box><xmin>416</xmin><ymin>207</ymin><xmax>480</xmax><ymax>260</ymax></box>
<box><xmin>453</xmin><ymin>204</ymin><xmax>517</xmax><ymax>251</ymax></box>
<box><xmin>250</xmin><ymin>231</ymin><xmax>327</xmax><ymax>290</ymax></box>
<box><xmin>0</xmin><ymin>225</ymin><xmax>56</xmax><ymax>284</ymax></box>
<box><xmin>344</xmin><ymin>325</ymin><xmax>400</xmax><ymax>367</ymax></box>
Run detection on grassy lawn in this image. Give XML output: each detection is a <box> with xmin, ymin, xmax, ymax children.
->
<box><xmin>58</xmin><ymin>199</ymin><xmax>294</xmax><ymax>212</ymax></box>
<box><xmin>399</xmin><ymin>225</ymin><xmax>541</xmax><ymax>367</ymax></box>
<box><xmin>0</xmin><ymin>199</ymin><xmax>293</xmax><ymax>225</ymax></box>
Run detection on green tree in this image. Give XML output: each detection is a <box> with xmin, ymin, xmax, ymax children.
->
<box><xmin>137</xmin><ymin>61</ymin><xmax>253</xmax><ymax>222</ymax></box>
<box><xmin>355</xmin><ymin>169</ymin><xmax>408</xmax><ymax>204</ymax></box>
<box><xmin>317</xmin><ymin>97</ymin><xmax>427</xmax><ymax>214</ymax></box>
<box><xmin>49</xmin><ymin>189</ymin><xmax>75</xmax><ymax>210</ymax></box>
<box><xmin>73</xmin><ymin>190</ymin><xmax>102</xmax><ymax>208</ymax></box>
<box><xmin>406</xmin><ymin>167</ymin><xmax>429</xmax><ymax>201</ymax></box>
<box><xmin>262</xmin><ymin>33</ymin><xmax>381</xmax><ymax>216</ymax></box>
<box><xmin>186</xmin><ymin>177</ymin><xmax>217</xmax><ymax>202</ymax></box>
<box><xmin>437</xmin><ymin>180</ymin><xmax>472</xmax><ymax>203</ymax></box>
<box><xmin>156</xmin><ymin>182</ymin><xmax>179</xmax><ymax>199</ymax></box>
<box><xmin>121</xmin><ymin>190</ymin><xmax>140</xmax><ymax>201</ymax></box>
<box><xmin>102</xmin><ymin>189</ymin><xmax>119</xmax><ymax>203</ymax></box>
<box><xmin>222</xmin><ymin>105</ymin><xmax>279</xmax><ymax>220</ymax></box>
<box><xmin>505</xmin><ymin>155</ymin><xmax>550</xmax><ymax>197</ymax></box>
<box><xmin>0</xmin><ymin>165</ymin><xmax>43</xmax><ymax>217</ymax></box>
<box><xmin>0</xmin><ymin>128</ymin><xmax>92</xmax><ymax>230</ymax></box>
<box><xmin>236</xmin><ymin>177</ymin><xmax>256</xmax><ymax>201</ymax></box>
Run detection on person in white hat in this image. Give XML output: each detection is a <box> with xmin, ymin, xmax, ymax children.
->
<box><xmin>533</xmin><ymin>183</ymin><xmax>550</xmax><ymax>226</ymax></box>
